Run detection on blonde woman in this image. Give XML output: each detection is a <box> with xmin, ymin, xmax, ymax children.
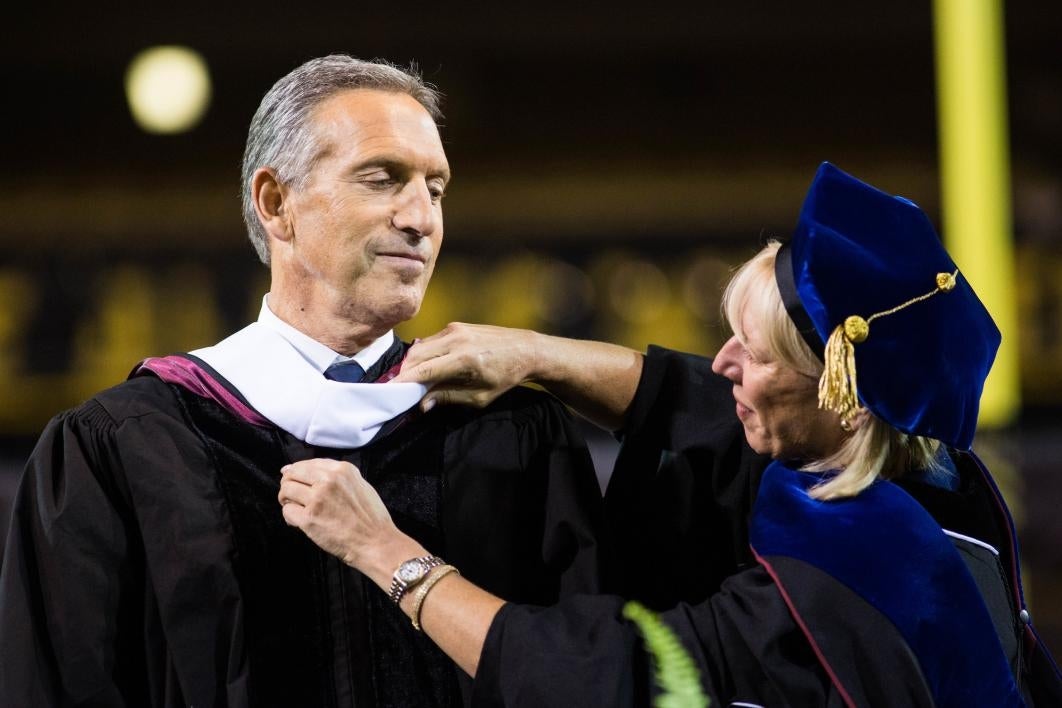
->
<box><xmin>280</xmin><ymin>164</ymin><xmax>1060</xmax><ymax>706</ymax></box>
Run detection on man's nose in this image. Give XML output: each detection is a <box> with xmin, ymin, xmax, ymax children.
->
<box><xmin>392</xmin><ymin>180</ymin><xmax>438</xmax><ymax>239</ymax></box>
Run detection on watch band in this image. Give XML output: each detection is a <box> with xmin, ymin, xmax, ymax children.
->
<box><xmin>388</xmin><ymin>555</ymin><xmax>444</xmax><ymax>605</ymax></box>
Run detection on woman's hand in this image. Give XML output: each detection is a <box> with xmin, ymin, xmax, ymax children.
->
<box><xmin>391</xmin><ymin>322</ymin><xmax>541</xmax><ymax>411</ymax></box>
<box><xmin>392</xmin><ymin>322</ymin><xmax>643</xmax><ymax>430</ymax></box>
<box><xmin>278</xmin><ymin>459</ymin><xmax>425</xmax><ymax>589</ymax></box>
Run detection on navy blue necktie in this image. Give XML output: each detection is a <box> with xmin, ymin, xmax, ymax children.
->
<box><xmin>324</xmin><ymin>360</ymin><xmax>366</xmax><ymax>383</ymax></box>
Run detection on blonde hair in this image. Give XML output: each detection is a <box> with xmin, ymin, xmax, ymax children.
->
<box><xmin>721</xmin><ymin>241</ymin><xmax>942</xmax><ymax>500</ymax></box>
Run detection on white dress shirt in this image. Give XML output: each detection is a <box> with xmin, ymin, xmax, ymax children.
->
<box><xmin>257</xmin><ymin>294</ymin><xmax>396</xmax><ymax>376</ymax></box>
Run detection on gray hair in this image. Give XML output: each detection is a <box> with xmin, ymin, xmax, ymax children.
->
<box><xmin>240</xmin><ymin>55</ymin><xmax>443</xmax><ymax>264</ymax></box>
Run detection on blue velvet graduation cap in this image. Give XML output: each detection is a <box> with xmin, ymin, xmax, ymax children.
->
<box><xmin>774</xmin><ymin>162</ymin><xmax>1000</xmax><ymax>450</ymax></box>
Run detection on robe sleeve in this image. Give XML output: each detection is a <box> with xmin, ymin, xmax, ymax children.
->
<box><xmin>0</xmin><ymin>401</ymin><xmax>143</xmax><ymax>707</ymax></box>
<box><xmin>442</xmin><ymin>391</ymin><xmax>605</xmax><ymax>604</ymax></box>
<box><xmin>604</xmin><ymin>345</ymin><xmax>769</xmax><ymax>606</ymax></box>
<box><xmin>471</xmin><ymin>567</ymin><xmax>833</xmax><ymax>707</ymax></box>
<box><xmin>531</xmin><ymin>397</ymin><xmax>606</xmax><ymax>597</ymax></box>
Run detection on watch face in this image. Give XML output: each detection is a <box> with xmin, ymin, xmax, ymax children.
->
<box><xmin>397</xmin><ymin>560</ymin><xmax>425</xmax><ymax>583</ymax></box>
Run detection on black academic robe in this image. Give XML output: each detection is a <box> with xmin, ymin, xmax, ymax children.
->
<box><xmin>474</xmin><ymin>346</ymin><xmax>1062</xmax><ymax>707</ymax></box>
<box><xmin>0</xmin><ymin>340</ymin><xmax>605</xmax><ymax>708</ymax></box>
<box><xmin>603</xmin><ymin>345</ymin><xmax>768</xmax><ymax>606</ymax></box>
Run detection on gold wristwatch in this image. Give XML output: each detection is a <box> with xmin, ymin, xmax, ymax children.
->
<box><xmin>388</xmin><ymin>555</ymin><xmax>444</xmax><ymax>604</ymax></box>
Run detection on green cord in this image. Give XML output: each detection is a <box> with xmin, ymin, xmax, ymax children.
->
<box><xmin>623</xmin><ymin>601</ymin><xmax>710</xmax><ymax>708</ymax></box>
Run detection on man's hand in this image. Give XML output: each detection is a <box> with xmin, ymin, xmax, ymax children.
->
<box><xmin>278</xmin><ymin>459</ymin><xmax>425</xmax><ymax>589</ymax></box>
<box><xmin>391</xmin><ymin>323</ymin><xmax>540</xmax><ymax>412</ymax></box>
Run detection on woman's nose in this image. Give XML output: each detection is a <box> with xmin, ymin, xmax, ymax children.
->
<box><xmin>711</xmin><ymin>336</ymin><xmax>743</xmax><ymax>381</ymax></box>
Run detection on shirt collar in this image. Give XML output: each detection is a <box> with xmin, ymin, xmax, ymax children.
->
<box><xmin>257</xmin><ymin>294</ymin><xmax>395</xmax><ymax>375</ymax></box>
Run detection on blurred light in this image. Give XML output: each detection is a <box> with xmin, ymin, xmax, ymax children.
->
<box><xmin>125</xmin><ymin>46</ymin><xmax>212</xmax><ymax>134</ymax></box>
<box><xmin>682</xmin><ymin>254</ymin><xmax>731</xmax><ymax>322</ymax></box>
<box><xmin>533</xmin><ymin>259</ymin><xmax>595</xmax><ymax>327</ymax></box>
<box><xmin>480</xmin><ymin>253</ymin><xmax>549</xmax><ymax>329</ymax></box>
<box><xmin>607</xmin><ymin>257</ymin><xmax>670</xmax><ymax>324</ymax></box>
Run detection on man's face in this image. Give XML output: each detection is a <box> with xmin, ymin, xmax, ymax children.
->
<box><xmin>280</xmin><ymin>89</ymin><xmax>450</xmax><ymax>328</ymax></box>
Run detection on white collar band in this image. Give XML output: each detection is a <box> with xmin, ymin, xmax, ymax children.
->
<box><xmin>191</xmin><ymin>323</ymin><xmax>426</xmax><ymax>448</ymax></box>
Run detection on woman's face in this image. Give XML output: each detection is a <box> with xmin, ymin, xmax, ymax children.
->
<box><xmin>711</xmin><ymin>311</ymin><xmax>846</xmax><ymax>461</ymax></box>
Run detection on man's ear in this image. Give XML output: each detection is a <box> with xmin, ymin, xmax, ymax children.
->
<box><xmin>251</xmin><ymin>167</ymin><xmax>293</xmax><ymax>245</ymax></box>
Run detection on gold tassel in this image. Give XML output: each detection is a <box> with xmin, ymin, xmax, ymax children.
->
<box><xmin>818</xmin><ymin>316</ymin><xmax>866</xmax><ymax>423</ymax></box>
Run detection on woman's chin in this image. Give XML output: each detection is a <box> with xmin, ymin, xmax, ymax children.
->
<box><xmin>742</xmin><ymin>430</ymin><xmax>772</xmax><ymax>457</ymax></box>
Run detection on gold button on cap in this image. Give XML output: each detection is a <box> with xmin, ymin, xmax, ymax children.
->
<box><xmin>936</xmin><ymin>272</ymin><xmax>957</xmax><ymax>292</ymax></box>
<box><xmin>843</xmin><ymin>315</ymin><xmax>870</xmax><ymax>343</ymax></box>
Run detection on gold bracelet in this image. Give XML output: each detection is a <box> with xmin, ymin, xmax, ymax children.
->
<box><xmin>408</xmin><ymin>564</ymin><xmax>460</xmax><ymax>631</ymax></box>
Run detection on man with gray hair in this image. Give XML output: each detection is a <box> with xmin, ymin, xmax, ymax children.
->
<box><xmin>0</xmin><ymin>55</ymin><xmax>604</xmax><ymax>707</ymax></box>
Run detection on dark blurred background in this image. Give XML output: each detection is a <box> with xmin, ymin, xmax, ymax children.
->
<box><xmin>2</xmin><ymin>2</ymin><xmax>1060</xmax><ymax>648</ymax></box>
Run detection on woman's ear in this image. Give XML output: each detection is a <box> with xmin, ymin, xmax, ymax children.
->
<box><xmin>250</xmin><ymin>167</ymin><xmax>293</xmax><ymax>245</ymax></box>
<box><xmin>846</xmin><ymin>407</ymin><xmax>871</xmax><ymax>433</ymax></box>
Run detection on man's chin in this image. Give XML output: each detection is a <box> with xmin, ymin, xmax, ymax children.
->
<box><xmin>372</xmin><ymin>294</ymin><xmax>423</xmax><ymax>327</ymax></box>
<box><xmin>344</xmin><ymin>275</ymin><xmax>428</xmax><ymax>327</ymax></box>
